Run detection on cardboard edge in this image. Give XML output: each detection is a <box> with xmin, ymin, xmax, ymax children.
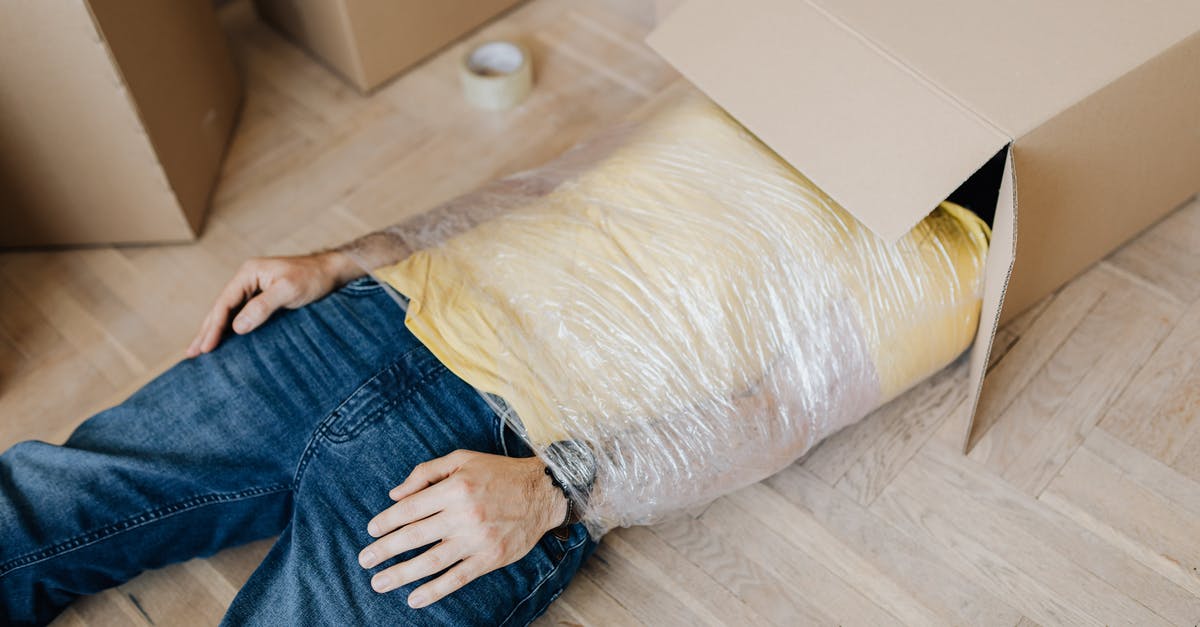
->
<box><xmin>332</xmin><ymin>0</ymin><xmax>370</xmax><ymax>91</ymax></box>
<box><xmin>79</xmin><ymin>0</ymin><xmax>193</xmax><ymax>239</ymax></box>
<box><xmin>253</xmin><ymin>0</ymin><xmax>369</xmax><ymax>92</ymax></box>
<box><xmin>958</xmin><ymin>144</ymin><xmax>1017</xmax><ymax>453</ymax></box>
<box><xmin>645</xmin><ymin>0</ymin><xmax>1010</xmax><ymax>244</ymax></box>
<box><xmin>344</xmin><ymin>0</ymin><xmax>528</xmax><ymax>94</ymax></box>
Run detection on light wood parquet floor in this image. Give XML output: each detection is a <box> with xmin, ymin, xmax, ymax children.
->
<box><xmin>1</xmin><ymin>1</ymin><xmax>1197</xmax><ymax>624</ymax></box>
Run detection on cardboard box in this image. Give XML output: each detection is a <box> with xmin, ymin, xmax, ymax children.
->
<box><xmin>648</xmin><ymin>0</ymin><xmax>1200</xmax><ymax>451</ymax></box>
<box><xmin>254</xmin><ymin>0</ymin><xmax>524</xmax><ymax>93</ymax></box>
<box><xmin>654</xmin><ymin>0</ymin><xmax>684</xmax><ymax>25</ymax></box>
<box><xmin>0</xmin><ymin>0</ymin><xmax>242</xmax><ymax>248</ymax></box>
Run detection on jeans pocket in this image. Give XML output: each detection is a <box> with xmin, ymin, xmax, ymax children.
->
<box><xmin>501</xmin><ymin>527</ymin><xmax>594</xmax><ymax>627</ymax></box>
<box><xmin>337</xmin><ymin>276</ymin><xmax>385</xmax><ymax>296</ymax></box>
<box><xmin>537</xmin><ymin>522</ymin><xmax>593</xmax><ymax>572</ymax></box>
<box><xmin>319</xmin><ymin>348</ymin><xmax>439</xmax><ymax>442</ymax></box>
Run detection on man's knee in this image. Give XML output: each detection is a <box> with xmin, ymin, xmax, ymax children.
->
<box><xmin>0</xmin><ymin>440</ymin><xmax>60</xmax><ymax>478</ymax></box>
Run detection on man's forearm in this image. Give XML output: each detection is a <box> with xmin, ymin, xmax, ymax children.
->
<box><xmin>332</xmin><ymin>172</ymin><xmax>564</xmax><ymax>273</ymax></box>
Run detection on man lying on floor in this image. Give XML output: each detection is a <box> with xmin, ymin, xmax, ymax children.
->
<box><xmin>0</xmin><ymin>93</ymin><xmax>989</xmax><ymax>625</ymax></box>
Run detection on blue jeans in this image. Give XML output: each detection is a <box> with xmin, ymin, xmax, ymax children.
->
<box><xmin>0</xmin><ymin>277</ymin><xmax>596</xmax><ymax>626</ymax></box>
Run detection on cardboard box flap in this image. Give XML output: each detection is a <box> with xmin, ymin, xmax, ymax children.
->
<box><xmin>647</xmin><ymin>0</ymin><xmax>1010</xmax><ymax>241</ymax></box>
<box><xmin>808</xmin><ymin>0</ymin><xmax>1200</xmax><ymax>138</ymax></box>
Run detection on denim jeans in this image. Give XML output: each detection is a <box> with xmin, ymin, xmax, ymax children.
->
<box><xmin>0</xmin><ymin>277</ymin><xmax>597</xmax><ymax>626</ymax></box>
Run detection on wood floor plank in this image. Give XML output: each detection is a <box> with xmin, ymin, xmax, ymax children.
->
<box><xmin>1107</xmin><ymin>200</ymin><xmax>1200</xmax><ymax>304</ymax></box>
<box><xmin>0</xmin><ymin>254</ymin><xmax>148</xmax><ymax>387</ymax></box>
<box><xmin>981</xmin><ymin>292</ymin><xmax>1055</xmax><ymax>380</ymax></box>
<box><xmin>1040</xmin><ymin>446</ymin><xmax>1200</xmax><ymax>599</ymax></box>
<box><xmin>578</xmin><ymin>536</ymin><xmax>717</xmax><ymax>627</ymax></box>
<box><xmin>536</xmin><ymin>570</ymin><xmax>643</xmax><ymax>627</ymax></box>
<box><xmin>916</xmin><ymin>441</ymin><xmax>1200</xmax><ymax>626</ymax></box>
<box><xmin>968</xmin><ymin>265</ymin><xmax>1178</xmax><ymax>480</ymax></box>
<box><xmin>799</xmin><ymin>403</ymin><xmax>894</xmax><ymax>485</ymax></box>
<box><xmin>1082</xmin><ymin>428</ymin><xmax>1200</xmax><ymax>521</ymax></box>
<box><xmin>202</xmin><ymin>539</ymin><xmax>274</xmax><ymax>593</ymax></box>
<box><xmin>659</xmin><ymin>498</ymin><xmax>883</xmax><ymax>626</ymax></box>
<box><xmin>113</xmin><ymin>563</ymin><xmax>229</xmax><ymax>626</ymax></box>
<box><xmin>875</xmin><ymin>458</ymin><xmax>1171</xmax><ymax>627</ymax></box>
<box><xmin>0</xmin><ymin>271</ymin><xmax>70</xmax><ymax>368</ymax></box>
<box><xmin>535</xmin><ymin>597</ymin><xmax>584</xmax><ymax>627</ymax></box>
<box><xmin>835</xmin><ymin>361</ymin><xmax>969</xmax><ymax>505</ymax></box>
<box><xmin>764</xmin><ymin>465</ymin><xmax>1022</xmax><ymax>626</ymax></box>
<box><xmin>57</xmin><ymin>589</ymin><xmax>153</xmax><ymax>627</ymax></box>
<box><xmin>602</xmin><ymin>527</ymin><xmax>767</xmax><ymax>626</ymax></box>
<box><xmin>999</xmin><ymin>283</ymin><xmax>1180</xmax><ymax>494</ymax></box>
<box><xmin>1170</xmin><ymin>427</ymin><xmax>1200</xmax><ymax>485</ymax></box>
<box><xmin>870</xmin><ymin>480</ymin><xmax>1100</xmax><ymax>626</ymax></box>
<box><xmin>726</xmin><ymin>483</ymin><xmax>945</xmax><ymax>626</ymax></box>
<box><xmin>1099</xmin><ymin>298</ymin><xmax>1200</xmax><ymax>466</ymax></box>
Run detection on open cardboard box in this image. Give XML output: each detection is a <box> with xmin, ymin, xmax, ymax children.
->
<box><xmin>0</xmin><ymin>0</ymin><xmax>241</xmax><ymax>247</ymax></box>
<box><xmin>648</xmin><ymin>0</ymin><xmax>1200</xmax><ymax>451</ymax></box>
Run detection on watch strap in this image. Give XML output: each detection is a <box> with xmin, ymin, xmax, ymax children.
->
<box><xmin>545</xmin><ymin>465</ymin><xmax>580</xmax><ymax>541</ymax></box>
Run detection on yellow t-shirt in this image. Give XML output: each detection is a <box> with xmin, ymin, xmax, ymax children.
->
<box><xmin>375</xmin><ymin>95</ymin><xmax>990</xmax><ymax>446</ymax></box>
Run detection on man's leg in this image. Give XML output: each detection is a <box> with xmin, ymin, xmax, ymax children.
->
<box><xmin>0</xmin><ymin>278</ymin><xmax>421</xmax><ymax>625</ymax></box>
<box><xmin>222</xmin><ymin>345</ymin><xmax>597</xmax><ymax>626</ymax></box>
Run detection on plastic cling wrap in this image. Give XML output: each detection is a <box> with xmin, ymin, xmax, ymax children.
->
<box><xmin>348</xmin><ymin>92</ymin><xmax>991</xmax><ymax>538</ymax></box>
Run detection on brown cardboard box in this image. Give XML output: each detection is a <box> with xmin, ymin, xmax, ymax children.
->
<box><xmin>648</xmin><ymin>0</ymin><xmax>1200</xmax><ymax>451</ymax></box>
<box><xmin>254</xmin><ymin>0</ymin><xmax>524</xmax><ymax>93</ymax></box>
<box><xmin>0</xmin><ymin>0</ymin><xmax>242</xmax><ymax>248</ymax></box>
<box><xmin>654</xmin><ymin>0</ymin><xmax>684</xmax><ymax>24</ymax></box>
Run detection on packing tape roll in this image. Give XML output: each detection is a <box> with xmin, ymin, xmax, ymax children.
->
<box><xmin>460</xmin><ymin>41</ymin><xmax>533</xmax><ymax>111</ymax></box>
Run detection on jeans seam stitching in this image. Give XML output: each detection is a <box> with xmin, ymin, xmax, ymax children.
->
<box><xmin>523</xmin><ymin>586</ymin><xmax>569</xmax><ymax>627</ymax></box>
<box><xmin>0</xmin><ymin>484</ymin><xmax>291</xmax><ymax>578</ymax></box>
<box><xmin>330</xmin><ymin>365</ymin><xmax>444</xmax><ymax>443</ymax></box>
<box><xmin>498</xmin><ymin>534</ymin><xmax>590</xmax><ymax>627</ymax></box>
<box><xmin>291</xmin><ymin>350</ymin><xmax>441</xmax><ymax>488</ymax></box>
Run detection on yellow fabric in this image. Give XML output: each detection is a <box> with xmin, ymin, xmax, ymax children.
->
<box><xmin>374</xmin><ymin>96</ymin><xmax>990</xmax><ymax>445</ymax></box>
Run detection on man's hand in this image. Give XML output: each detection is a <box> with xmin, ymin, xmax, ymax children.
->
<box><xmin>358</xmin><ymin>450</ymin><xmax>569</xmax><ymax>609</ymax></box>
<box><xmin>186</xmin><ymin>251</ymin><xmax>363</xmax><ymax>357</ymax></box>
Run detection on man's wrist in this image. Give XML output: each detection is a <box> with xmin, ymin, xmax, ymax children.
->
<box><xmin>528</xmin><ymin>458</ymin><xmax>570</xmax><ymax>534</ymax></box>
<box><xmin>319</xmin><ymin>250</ymin><xmax>366</xmax><ymax>286</ymax></box>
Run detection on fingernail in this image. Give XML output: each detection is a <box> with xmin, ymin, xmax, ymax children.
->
<box><xmin>359</xmin><ymin>550</ymin><xmax>375</xmax><ymax>568</ymax></box>
<box><xmin>409</xmin><ymin>593</ymin><xmax>427</xmax><ymax>608</ymax></box>
<box><xmin>233</xmin><ymin>320</ymin><xmax>247</xmax><ymax>333</ymax></box>
<box><xmin>372</xmin><ymin>573</ymin><xmax>391</xmax><ymax>593</ymax></box>
<box><xmin>367</xmin><ymin>521</ymin><xmax>379</xmax><ymax>536</ymax></box>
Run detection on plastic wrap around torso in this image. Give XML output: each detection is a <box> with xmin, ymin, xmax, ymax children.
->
<box><xmin>373</xmin><ymin>94</ymin><xmax>990</xmax><ymax>534</ymax></box>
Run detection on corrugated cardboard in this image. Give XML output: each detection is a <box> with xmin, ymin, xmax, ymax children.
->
<box><xmin>254</xmin><ymin>0</ymin><xmax>525</xmax><ymax>93</ymax></box>
<box><xmin>648</xmin><ymin>0</ymin><xmax>1200</xmax><ymax>451</ymax></box>
<box><xmin>0</xmin><ymin>0</ymin><xmax>242</xmax><ymax>248</ymax></box>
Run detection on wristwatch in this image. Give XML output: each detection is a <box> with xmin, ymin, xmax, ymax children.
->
<box><xmin>542</xmin><ymin>439</ymin><xmax>596</xmax><ymax>541</ymax></box>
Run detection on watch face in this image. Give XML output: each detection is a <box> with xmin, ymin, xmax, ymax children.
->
<box><xmin>546</xmin><ymin>440</ymin><xmax>596</xmax><ymax>491</ymax></box>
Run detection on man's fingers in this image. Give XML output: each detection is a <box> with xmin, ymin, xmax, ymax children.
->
<box><xmin>192</xmin><ymin>266</ymin><xmax>259</xmax><ymax>355</ymax></box>
<box><xmin>186</xmin><ymin>313</ymin><xmax>210</xmax><ymax>358</ymax></box>
<box><xmin>388</xmin><ymin>451</ymin><xmax>470</xmax><ymax>502</ymax></box>
<box><xmin>199</xmin><ymin>302</ymin><xmax>232</xmax><ymax>354</ymax></box>
<box><xmin>367</xmin><ymin>483</ymin><xmax>450</xmax><ymax>539</ymax></box>
<box><xmin>360</xmin><ymin>516</ymin><xmax>447</xmax><ymax>570</ymax></box>
<box><xmin>369</xmin><ymin>541</ymin><xmax>464</xmax><ymax>594</ymax></box>
<box><xmin>229</xmin><ymin>283</ymin><xmax>292</xmax><ymax>335</ymax></box>
<box><xmin>407</xmin><ymin>558</ymin><xmax>484</xmax><ymax>609</ymax></box>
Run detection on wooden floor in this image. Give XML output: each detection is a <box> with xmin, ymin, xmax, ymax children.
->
<box><xmin>2</xmin><ymin>0</ymin><xmax>1197</xmax><ymax>624</ymax></box>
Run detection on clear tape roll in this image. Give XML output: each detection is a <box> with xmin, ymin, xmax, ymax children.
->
<box><xmin>460</xmin><ymin>41</ymin><xmax>533</xmax><ymax>111</ymax></box>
